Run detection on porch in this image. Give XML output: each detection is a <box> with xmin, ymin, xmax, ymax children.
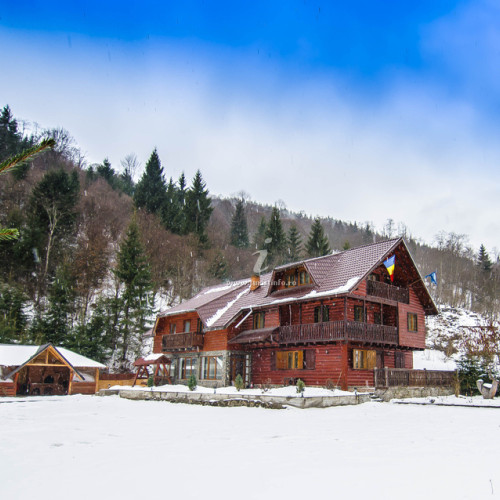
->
<box><xmin>278</xmin><ymin>321</ymin><xmax>398</xmax><ymax>346</ymax></box>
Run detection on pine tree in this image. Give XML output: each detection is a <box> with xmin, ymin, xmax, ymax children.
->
<box><xmin>253</xmin><ymin>216</ymin><xmax>267</xmax><ymax>250</ymax></box>
<box><xmin>172</xmin><ymin>173</ymin><xmax>187</xmax><ymax>234</ymax></box>
<box><xmin>162</xmin><ymin>177</ymin><xmax>181</xmax><ymax>233</ymax></box>
<box><xmin>133</xmin><ymin>148</ymin><xmax>167</xmax><ymax>215</ymax></box>
<box><xmin>230</xmin><ymin>199</ymin><xmax>249</xmax><ymax>248</ymax></box>
<box><xmin>306</xmin><ymin>218</ymin><xmax>331</xmax><ymax>258</ymax></box>
<box><xmin>184</xmin><ymin>170</ymin><xmax>213</xmax><ymax>243</ymax></box>
<box><xmin>37</xmin><ymin>264</ymin><xmax>76</xmax><ymax>345</ymax></box>
<box><xmin>0</xmin><ymin>283</ymin><xmax>28</xmax><ymax>343</ymax></box>
<box><xmin>286</xmin><ymin>224</ymin><xmax>302</xmax><ymax>263</ymax></box>
<box><xmin>114</xmin><ymin>215</ymin><xmax>154</xmax><ymax>364</ymax></box>
<box><xmin>477</xmin><ymin>244</ymin><xmax>493</xmax><ymax>272</ymax></box>
<box><xmin>265</xmin><ymin>207</ymin><xmax>287</xmax><ymax>265</ymax></box>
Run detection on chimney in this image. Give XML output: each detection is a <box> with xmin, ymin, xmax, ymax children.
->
<box><xmin>250</xmin><ymin>274</ymin><xmax>260</xmax><ymax>291</ymax></box>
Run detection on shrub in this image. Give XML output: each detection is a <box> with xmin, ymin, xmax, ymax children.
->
<box><xmin>456</xmin><ymin>356</ymin><xmax>497</xmax><ymax>396</ymax></box>
<box><xmin>147</xmin><ymin>376</ymin><xmax>154</xmax><ymax>387</ymax></box>
<box><xmin>234</xmin><ymin>374</ymin><xmax>244</xmax><ymax>391</ymax></box>
<box><xmin>187</xmin><ymin>374</ymin><xmax>197</xmax><ymax>391</ymax></box>
<box><xmin>296</xmin><ymin>378</ymin><xmax>305</xmax><ymax>394</ymax></box>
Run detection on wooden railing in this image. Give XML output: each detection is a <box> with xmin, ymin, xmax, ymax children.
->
<box><xmin>162</xmin><ymin>332</ymin><xmax>204</xmax><ymax>350</ymax></box>
<box><xmin>374</xmin><ymin>368</ymin><xmax>455</xmax><ymax>388</ymax></box>
<box><xmin>367</xmin><ymin>280</ymin><xmax>409</xmax><ymax>304</ymax></box>
<box><xmin>278</xmin><ymin>321</ymin><xmax>398</xmax><ymax>346</ymax></box>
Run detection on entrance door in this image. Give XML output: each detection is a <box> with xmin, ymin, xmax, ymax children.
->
<box><xmin>230</xmin><ymin>355</ymin><xmax>246</xmax><ymax>384</ymax></box>
<box><xmin>280</xmin><ymin>305</ymin><xmax>291</xmax><ymax>326</ymax></box>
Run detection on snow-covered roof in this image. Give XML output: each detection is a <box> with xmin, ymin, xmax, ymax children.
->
<box><xmin>0</xmin><ymin>344</ymin><xmax>106</xmax><ymax>373</ymax></box>
<box><xmin>157</xmin><ymin>238</ymin><xmax>437</xmax><ymax>330</ymax></box>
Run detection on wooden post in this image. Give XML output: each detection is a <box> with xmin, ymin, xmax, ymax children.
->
<box><xmin>343</xmin><ymin>297</ymin><xmax>347</xmax><ymax>340</ymax></box>
<box><xmin>341</xmin><ymin>343</ymin><xmax>348</xmax><ymax>391</ymax></box>
<box><xmin>13</xmin><ymin>372</ymin><xmax>20</xmax><ymax>396</ymax></box>
<box><xmin>94</xmin><ymin>368</ymin><xmax>100</xmax><ymax>394</ymax></box>
<box><xmin>384</xmin><ymin>367</ymin><xmax>389</xmax><ymax>388</ymax></box>
<box><xmin>68</xmin><ymin>371</ymin><xmax>74</xmax><ymax>395</ymax></box>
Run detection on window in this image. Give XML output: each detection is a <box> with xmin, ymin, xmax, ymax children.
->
<box><xmin>253</xmin><ymin>311</ymin><xmax>265</xmax><ymax>329</ymax></box>
<box><xmin>368</xmin><ymin>273</ymin><xmax>380</xmax><ymax>282</ymax></box>
<box><xmin>170</xmin><ymin>323</ymin><xmax>176</xmax><ymax>334</ymax></box>
<box><xmin>276</xmin><ymin>350</ymin><xmax>304</xmax><ymax>370</ymax></box>
<box><xmin>285</xmin><ymin>273</ymin><xmax>297</xmax><ymax>288</ymax></box>
<box><xmin>407</xmin><ymin>313</ymin><xmax>418</xmax><ymax>332</ymax></box>
<box><xmin>374</xmin><ymin>312</ymin><xmax>382</xmax><ymax>325</ymax></box>
<box><xmin>395</xmin><ymin>352</ymin><xmax>405</xmax><ymax>368</ymax></box>
<box><xmin>299</xmin><ymin>270</ymin><xmax>311</xmax><ymax>285</ymax></box>
<box><xmin>183</xmin><ymin>320</ymin><xmax>191</xmax><ymax>333</ymax></box>
<box><xmin>197</xmin><ymin>319</ymin><xmax>203</xmax><ymax>333</ymax></box>
<box><xmin>314</xmin><ymin>305</ymin><xmax>329</xmax><ymax>323</ymax></box>
<box><xmin>354</xmin><ymin>305</ymin><xmax>365</xmax><ymax>322</ymax></box>
<box><xmin>178</xmin><ymin>357</ymin><xmax>197</xmax><ymax>379</ymax></box>
<box><xmin>353</xmin><ymin>349</ymin><xmax>376</xmax><ymax>370</ymax></box>
<box><xmin>200</xmin><ymin>356</ymin><xmax>223</xmax><ymax>380</ymax></box>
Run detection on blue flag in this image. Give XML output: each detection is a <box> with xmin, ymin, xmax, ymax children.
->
<box><xmin>425</xmin><ymin>271</ymin><xmax>437</xmax><ymax>285</ymax></box>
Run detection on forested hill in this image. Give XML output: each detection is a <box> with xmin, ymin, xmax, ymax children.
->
<box><xmin>0</xmin><ymin>105</ymin><xmax>498</xmax><ymax>368</ymax></box>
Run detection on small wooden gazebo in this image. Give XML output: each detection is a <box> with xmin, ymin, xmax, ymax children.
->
<box><xmin>132</xmin><ymin>353</ymin><xmax>172</xmax><ymax>387</ymax></box>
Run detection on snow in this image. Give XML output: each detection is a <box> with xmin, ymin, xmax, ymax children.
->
<box><xmin>413</xmin><ymin>349</ymin><xmax>457</xmax><ymax>371</ymax></box>
<box><xmin>202</xmin><ymin>281</ymin><xmax>249</xmax><ymax>295</ymax></box>
<box><xmin>142</xmin><ymin>353</ymin><xmax>166</xmax><ymax>362</ymax></box>
<box><xmin>391</xmin><ymin>395</ymin><xmax>500</xmax><ymax>407</ymax></box>
<box><xmin>302</xmin><ymin>276</ymin><xmax>361</xmax><ymax>299</ymax></box>
<box><xmin>109</xmin><ymin>383</ymin><xmax>352</xmax><ymax>397</ymax></box>
<box><xmin>205</xmin><ymin>288</ymin><xmax>250</xmax><ymax>327</ymax></box>
<box><xmin>1</xmin><ymin>396</ymin><xmax>499</xmax><ymax>499</ymax></box>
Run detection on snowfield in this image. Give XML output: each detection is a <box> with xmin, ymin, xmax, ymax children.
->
<box><xmin>1</xmin><ymin>396</ymin><xmax>499</xmax><ymax>500</ymax></box>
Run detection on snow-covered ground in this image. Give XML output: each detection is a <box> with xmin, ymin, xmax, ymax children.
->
<box><xmin>392</xmin><ymin>394</ymin><xmax>500</xmax><ymax>407</ymax></box>
<box><xmin>110</xmin><ymin>383</ymin><xmax>352</xmax><ymax>397</ymax></box>
<box><xmin>413</xmin><ymin>349</ymin><xmax>457</xmax><ymax>370</ymax></box>
<box><xmin>1</xmin><ymin>395</ymin><xmax>499</xmax><ymax>500</ymax></box>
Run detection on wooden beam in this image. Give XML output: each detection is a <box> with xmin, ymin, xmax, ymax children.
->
<box><xmin>341</xmin><ymin>344</ymin><xmax>348</xmax><ymax>391</ymax></box>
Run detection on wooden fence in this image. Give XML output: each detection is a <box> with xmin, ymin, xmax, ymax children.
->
<box><xmin>374</xmin><ymin>368</ymin><xmax>455</xmax><ymax>388</ymax></box>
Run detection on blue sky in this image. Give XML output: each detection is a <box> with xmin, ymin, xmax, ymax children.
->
<box><xmin>1</xmin><ymin>1</ymin><xmax>499</xmax><ymax>253</ymax></box>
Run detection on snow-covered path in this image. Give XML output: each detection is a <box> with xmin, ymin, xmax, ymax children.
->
<box><xmin>0</xmin><ymin>395</ymin><xmax>498</xmax><ymax>500</ymax></box>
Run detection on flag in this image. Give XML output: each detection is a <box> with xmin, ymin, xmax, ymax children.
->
<box><xmin>383</xmin><ymin>255</ymin><xmax>395</xmax><ymax>282</ymax></box>
<box><xmin>425</xmin><ymin>271</ymin><xmax>437</xmax><ymax>285</ymax></box>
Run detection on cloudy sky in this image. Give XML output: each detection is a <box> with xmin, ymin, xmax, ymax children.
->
<box><xmin>1</xmin><ymin>1</ymin><xmax>499</xmax><ymax>252</ymax></box>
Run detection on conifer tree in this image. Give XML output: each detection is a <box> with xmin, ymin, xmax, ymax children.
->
<box><xmin>477</xmin><ymin>244</ymin><xmax>493</xmax><ymax>272</ymax></box>
<box><xmin>230</xmin><ymin>199</ymin><xmax>249</xmax><ymax>248</ymax></box>
<box><xmin>286</xmin><ymin>224</ymin><xmax>302</xmax><ymax>263</ymax></box>
<box><xmin>161</xmin><ymin>177</ymin><xmax>181</xmax><ymax>233</ymax></box>
<box><xmin>133</xmin><ymin>148</ymin><xmax>166</xmax><ymax>215</ymax></box>
<box><xmin>253</xmin><ymin>216</ymin><xmax>267</xmax><ymax>250</ymax></box>
<box><xmin>114</xmin><ymin>214</ymin><xmax>154</xmax><ymax>363</ymax></box>
<box><xmin>184</xmin><ymin>170</ymin><xmax>213</xmax><ymax>243</ymax></box>
<box><xmin>172</xmin><ymin>173</ymin><xmax>187</xmax><ymax>234</ymax></box>
<box><xmin>265</xmin><ymin>207</ymin><xmax>287</xmax><ymax>265</ymax></box>
<box><xmin>0</xmin><ymin>283</ymin><xmax>28</xmax><ymax>343</ymax></box>
<box><xmin>37</xmin><ymin>264</ymin><xmax>76</xmax><ymax>345</ymax></box>
<box><xmin>208</xmin><ymin>250</ymin><xmax>228</xmax><ymax>280</ymax></box>
<box><xmin>306</xmin><ymin>218</ymin><xmax>331</xmax><ymax>258</ymax></box>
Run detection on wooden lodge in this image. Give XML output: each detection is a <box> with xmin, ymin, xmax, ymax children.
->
<box><xmin>150</xmin><ymin>238</ymin><xmax>443</xmax><ymax>391</ymax></box>
<box><xmin>0</xmin><ymin>343</ymin><xmax>106</xmax><ymax>396</ymax></box>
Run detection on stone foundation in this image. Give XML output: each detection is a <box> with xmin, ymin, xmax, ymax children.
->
<box><xmin>374</xmin><ymin>386</ymin><xmax>454</xmax><ymax>402</ymax></box>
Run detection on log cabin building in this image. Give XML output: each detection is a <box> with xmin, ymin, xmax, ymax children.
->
<box><xmin>152</xmin><ymin>238</ymin><xmax>438</xmax><ymax>390</ymax></box>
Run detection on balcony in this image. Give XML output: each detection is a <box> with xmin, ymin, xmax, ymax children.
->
<box><xmin>278</xmin><ymin>321</ymin><xmax>398</xmax><ymax>346</ymax></box>
<box><xmin>162</xmin><ymin>332</ymin><xmax>204</xmax><ymax>351</ymax></box>
<box><xmin>367</xmin><ymin>280</ymin><xmax>409</xmax><ymax>304</ymax></box>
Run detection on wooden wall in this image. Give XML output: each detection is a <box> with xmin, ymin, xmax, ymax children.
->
<box><xmin>398</xmin><ymin>288</ymin><xmax>426</xmax><ymax>349</ymax></box>
<box><xmin>0</xmin><ymin>382</ymin><xmax>15</xmax><ymax>396</ymax></box>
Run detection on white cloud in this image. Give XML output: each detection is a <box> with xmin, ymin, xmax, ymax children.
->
<box><xmin>1</xmin><ymin>26</ymin><xmax>499</xmax><ymax>253</ymax></box>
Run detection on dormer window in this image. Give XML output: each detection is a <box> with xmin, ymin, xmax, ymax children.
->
<box><xmin>299</xmin><ymin>271</ymin><xmax>311</xmax><ymax>285</ymax></box>
<box><xmin>272</xmin><ymin>267</ymin><xmax>311</xmax><ymax>292</ymax></box>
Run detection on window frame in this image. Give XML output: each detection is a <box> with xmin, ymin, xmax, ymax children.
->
<box><xmin>253</xmin><ymin>311</ymin><xmax>266</xmax><ymax>329</ymax></box>
<box><xmin>314</xmin><ymin>305</ymin><xmax>330</xmax><ymax>323</ymax></box>
<box><xmin>178</xmin><ymin>357</ymin><xmax>197</xmax><ymax>379</ymax></box>
<box><xmin>276</xmin><ymin>350</ymin><xmax>304</xmax><ymax>370</ymax></box>
<box><xmin>200</xmin><ymin>356</ymin><xmax>224</xmax><ymax>380</ymax></box>
<box><xmin>407</xmin><ymin>313</ymin><xmax>418</xmax><ymax>332</ymax></box>
<box><xmin>352</xmin><ymin>349</ymin><xmax>376</xmax><ymax>370</ymax></box>
<box><xmin>354</xmin><ymin>305</ymin><xmax>365</xmax><ymax>322</ymax></box>
<box><xmin>183</xmin><ymin>319</ymin><xmax>191</xmax><ymax>333</ymax></box>
<box><xmin>170</xmin><ymin>323</ymin><xmax>177</xmax><ymax>334</ymax></box>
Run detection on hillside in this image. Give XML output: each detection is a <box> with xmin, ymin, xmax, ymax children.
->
<box><xmin>1</xmin><ymin>104</ymin><xmax>499</xmax><ymax>369</ymax></box>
